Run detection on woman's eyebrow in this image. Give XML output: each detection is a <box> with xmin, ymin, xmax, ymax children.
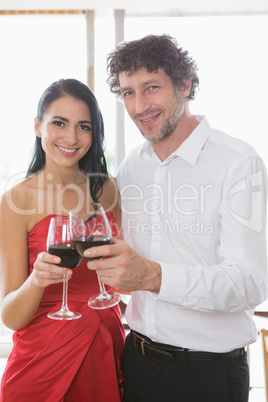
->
<box><xmin>51</xmin><ymin>116</ymin><xmax>92</xmax><ymax>125</ymax></box>
<box><xmin>51</xmin><ymin>115</ymin><xmax>69</xmax><ymax>122</ymax></box>
<box><xmin>79</xmin><ymin>120</ymin><xmax>92</xmax><ymax>125</ymax></box>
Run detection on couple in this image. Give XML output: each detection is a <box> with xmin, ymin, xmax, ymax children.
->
<box><xmin>0</xmin><ymin>34</ymin><xmax>267</xmax><ymax>402</ymax></box>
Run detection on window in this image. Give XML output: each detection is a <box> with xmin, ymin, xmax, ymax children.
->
<box><xmin>123</xmin><ymin>14</ymin><xmax>268</xmax><ymax>171</ymax></box>
<box><xmin>0</xmin><ymin>13</ymin><xmax>87</xmax><ymax>195</ymax></box>
<box><xmin>0</xmin><ymin>11</ymin><xmax>87</xmax><ymax>361</ymax></box>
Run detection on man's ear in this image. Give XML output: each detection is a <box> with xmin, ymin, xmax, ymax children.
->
<box><xmin>180</xmin><ymin>80</ymin><xmax>192</xmax><ymax>98</ymax></box>
<box><xmin>34</xmin><ymin>117</ymin><xmax>42</xmax><ymax>138</ymax></box>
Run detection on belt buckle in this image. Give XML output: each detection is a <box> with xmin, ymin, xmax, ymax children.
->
<box><xmin>134</xmin><ymin>332</ymin><xmax>150</xmax><ymax>355</ymax></box>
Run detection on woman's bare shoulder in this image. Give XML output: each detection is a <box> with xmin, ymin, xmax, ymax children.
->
<box><xmin>0</xmin><ymin>176</ymin><xmax>38</xmax><ymax>220</ymax></box>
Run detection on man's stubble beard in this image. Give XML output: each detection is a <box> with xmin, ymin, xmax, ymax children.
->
<box><xmin>140</xmin><ymin>89</ymin><xmax>185</xmax><ymax>143</ymax></box>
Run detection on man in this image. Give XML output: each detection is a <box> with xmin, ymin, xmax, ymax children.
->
<box><xmin>85</xmin><ymin>34</ymin><xmax>268</xmax><ymax>402</ymax></box>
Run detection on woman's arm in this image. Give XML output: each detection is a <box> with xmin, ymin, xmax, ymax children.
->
<box><xmin>0</xmin><ymin>188</ymin><xmax>72</xmax><ymax>330</ymax></box>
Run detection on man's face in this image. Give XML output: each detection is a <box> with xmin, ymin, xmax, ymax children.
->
<box><xmin>119</xmin><ymin>67</ymin><xmax>185</xmax><ymax>143</ymax></box>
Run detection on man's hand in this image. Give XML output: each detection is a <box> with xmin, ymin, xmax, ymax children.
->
<box><xmin>84</xmin><ymin>238</ymin><xmax>162</xmax><ymax>293</ymax></box>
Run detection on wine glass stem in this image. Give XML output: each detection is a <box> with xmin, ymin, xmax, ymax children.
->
<box><xmin>62</xmin><ymin>274</ymin><xmax>69</xmax><ymax>311</ymax></box>
<box><xmin>97</xmin><ymin>275</ymin><xmax>111</xmax><ymax>300</ymax></box>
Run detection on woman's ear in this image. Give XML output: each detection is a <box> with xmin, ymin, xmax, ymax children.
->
<box><xmin>34</xmin><ymin>117</ymin><xmax>42</xmax><ymax>138</ymax></box>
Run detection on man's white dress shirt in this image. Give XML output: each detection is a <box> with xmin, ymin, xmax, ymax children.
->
<box><xmin>116</xmin><ymin>116</ymin><xmax>268</xmax><ymax>352</ymax></box>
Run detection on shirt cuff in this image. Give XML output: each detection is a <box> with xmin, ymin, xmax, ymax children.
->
<box><xmin>151</xmin><ymin>262</ymin><xmax>187</xmax><ymax>304</ymax></box>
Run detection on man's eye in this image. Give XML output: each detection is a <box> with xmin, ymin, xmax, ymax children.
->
<box><xmin>123</xmin><ymin>91</ymin><xmax>133</xmax><ymax>98</ymax></box>
<box><xmin>148</xmin><ymin>85</ymin><xmax>159</xmax><ymax>91</ymax></box>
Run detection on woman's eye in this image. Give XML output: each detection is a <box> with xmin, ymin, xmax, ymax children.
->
<box><xmin>79</xmin><ymin>124</ymin><xmax>92</xmax><ymax>131</ymax></box>
<box><xmin>52</xmin><ymin>120</ymin><xmax>64</xmax><ymax>127</ymax></box>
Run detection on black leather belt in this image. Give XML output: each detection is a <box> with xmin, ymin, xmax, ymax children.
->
<box><xmin>131</xmin><ymin>331</ymin><xmax>245</xmax><ymax>363</ymax></box>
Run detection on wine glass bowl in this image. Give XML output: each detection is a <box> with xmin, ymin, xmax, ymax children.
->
<box><xmin>47</xmin><ymin>216</ymin><xmax>82</xmax><ymax>320</ymax></box>
<box><xmin>69</xmin><ymin>203</ymin><xmax>121</xmax><ymax>309</ymax></box>
<box><xmin>73</xmin><ymin>235</ymin><xmax>111</xmax><ymax>260</ymax></box>
<box><xmin>48</xmin><ymin>243</ymin><xmax>82</xmax><ymax>269</ymax></box>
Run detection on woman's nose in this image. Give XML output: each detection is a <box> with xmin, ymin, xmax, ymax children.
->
<box><xmin>64</xmin><ymin>127</ymin><xmax>78</xmax><ymax>144</ymax></box>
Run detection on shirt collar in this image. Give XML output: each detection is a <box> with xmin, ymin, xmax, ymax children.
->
<box><xmin>140</xmin><ymin>116</ymin><xmax>212</xmax><ymax>166</ymax></box>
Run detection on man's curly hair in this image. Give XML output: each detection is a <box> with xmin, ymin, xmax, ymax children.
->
<box><xmin>107</xmin><ymin>34</ymin><xmax>199</xmax><ymax>101</ymax></box>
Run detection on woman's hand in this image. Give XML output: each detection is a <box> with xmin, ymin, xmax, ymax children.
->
<box><xmin>31</xmin><ymin>251</ymin><xmax>73</xmax><ymax>288</ymax></box>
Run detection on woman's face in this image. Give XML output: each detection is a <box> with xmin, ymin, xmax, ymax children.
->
<box><xmin>35</xmin><ymin>95</ymin><xmax>93</xmax><ymax>170</ymax></box>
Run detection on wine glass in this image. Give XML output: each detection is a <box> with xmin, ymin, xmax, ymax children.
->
<box><xmin>47</xmin><ymin>216</ymin><xmax>82</xmax><ymax>320</ymax></box>
<box><xmin>69</xmin><ymin>203</ymin><xmax>121</xmax><ymax>309</ymax></box>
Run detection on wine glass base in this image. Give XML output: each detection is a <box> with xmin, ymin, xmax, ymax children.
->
<box><xmin>88</xmin><ymin>291</ymin><xmax>121</xmax><ymax>310</ymax></box>
<box><xmin>47</xmin><ymin>309</ymin><xmax>82</xmax><ymax>320</ymax></box>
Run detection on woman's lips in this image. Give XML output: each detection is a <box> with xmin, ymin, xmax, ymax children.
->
<box><xmin>56</xmin><ymin>145</ymin><xmax>79</xmax><ymax>156</ymax></box>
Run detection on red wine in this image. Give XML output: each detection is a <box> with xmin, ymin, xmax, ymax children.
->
<box><xmin>48</xmin><ymin>243</ymin><xmax>82</xmax><ymax>269</ymax></box>
<box><xmin>73</xmin><ymin>235</ymin><xmax>111</xmax><ymax>258</ymax></box>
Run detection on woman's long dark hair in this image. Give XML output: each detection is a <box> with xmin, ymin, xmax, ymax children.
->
<box><xmin>26</xmin><ymin>79</ymin><xmax>108</xmax><ymax>202</ymax></box>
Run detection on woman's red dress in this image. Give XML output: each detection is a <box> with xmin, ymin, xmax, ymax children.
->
<box><xmin>0</xmin><ymin>213</ymin><xmax>125</xmax><ymax>401</ymax></box>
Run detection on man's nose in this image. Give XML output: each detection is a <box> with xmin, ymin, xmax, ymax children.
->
<box><xmin>134</xmin><ymin>92</ymin><xmax>150</xmax><ymax>115</ymax></box>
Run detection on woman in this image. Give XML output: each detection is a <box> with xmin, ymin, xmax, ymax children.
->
<box><xmin>0</xmin><ymin>79</ymin><xmax>125</xmax><ymax>401</ymax></box>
